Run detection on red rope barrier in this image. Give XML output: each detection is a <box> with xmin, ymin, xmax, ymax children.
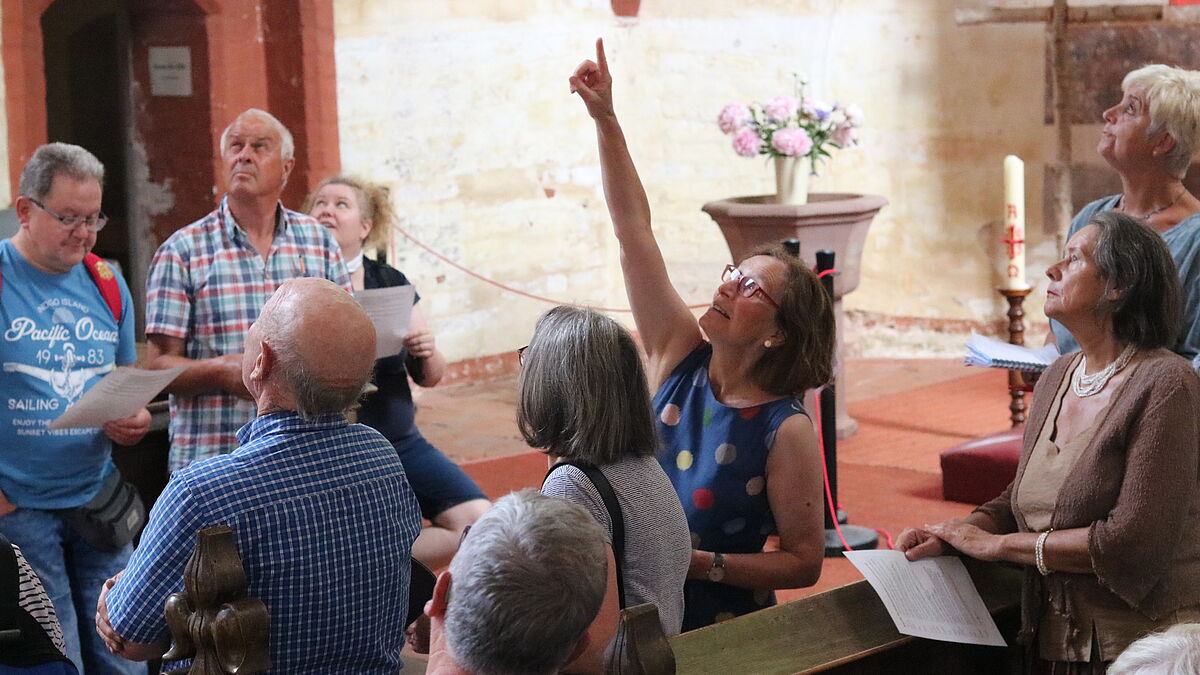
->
<box><xmin>392</xmin><ymin>223</ymin><xmax>834</xmax><ymax>312</ymax></box>
<box><xmin>391</xmin><ymin>223</ymin><xmax>709</xmax><ymax>312</ymax></box>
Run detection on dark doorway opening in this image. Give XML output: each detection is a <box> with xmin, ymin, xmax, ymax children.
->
<box><xmin>42</xmin><ymin>0</ymin><xmax>132</xmax><ymax>279</ymax></box>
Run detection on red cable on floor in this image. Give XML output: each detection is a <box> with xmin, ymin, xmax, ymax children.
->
<box><xmin>875</xmin><ymin>528</ymin><xmax>895</xmax><ymax>550</ymax></box>
<box><xmin>814</xmin><ymin>391</ymin><xmax>853</xmax><ymax>552</ymax></box>
<box><xmin>812</xmin><ymin>390</ymin><xmax>895</xmax><ymax>551</ymax></box>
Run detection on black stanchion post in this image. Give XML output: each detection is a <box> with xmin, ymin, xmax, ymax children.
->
<box><xmin>815</xmin><ymin>249</ymin><xmax>879</xmax><ymax>557</ymax></box>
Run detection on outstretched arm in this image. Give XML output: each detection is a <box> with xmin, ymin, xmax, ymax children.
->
<box><xmin>571</xmin><ymin>38</ymin><xmax>702</xmax><ymax>388</ymax></box>
<box><xmin>146</xmin><ymin>334</ymin><xmax>251</xmax><ymax>400</ymax></box>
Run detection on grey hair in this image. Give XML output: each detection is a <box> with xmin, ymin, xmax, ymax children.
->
<box><xmin>19</xmin><ymin>143</ymin><xmax>105</xmax><ymax>199</ymax></box>
<box><xmin>445</xmin><ymin>489</ymin><xmax>607</xmax><ymax>675</ymax></box>
<box><xmin>1109</xmin><ymin>623</ymin><xmax>1200</xmax><ymax>675</ymax></box>
<box><xmin>220</xmin><ymin>108</ymin><xmax>295</xmax><ymax>161</ymax></box>
<box><xmin>1122</xmin><ymin>65</ymin><xmax>1200</xmax><ymax>177</ymax></box>
<box><xmin>256</xmin><ymin>308</ymin><xmax>367</xmax><ymax>418</ymax></box>
<box><xmin>516</xmin><ymin>305</ymin><xmax>657</xmax><ymax>464</ymax></box>
<box><xmin>1088</xmin><ymin>210</ymin><xmax>1181</xmax><ymax>350</ymax></box>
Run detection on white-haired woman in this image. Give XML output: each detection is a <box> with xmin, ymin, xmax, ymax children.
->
<box><xmin>522</xmin><ymin>305</ymin><xmax>691</xmax><ymax>674</ymax></box>
<box><xmin>1052</xmin><ymin>64</ymin><xmax>1200</xmax><ymax>366</ymax></box>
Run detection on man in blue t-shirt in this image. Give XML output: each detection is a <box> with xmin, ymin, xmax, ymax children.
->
<box><xmin>0</xmin><ymin>143</ymin><xmax>149</xmax><ymax>674</ymax></box>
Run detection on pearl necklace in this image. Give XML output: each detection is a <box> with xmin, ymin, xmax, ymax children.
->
<box><xmin>1072</xmin><ymin>345</ymin><xmax>1136</xmax><ymax>398</ymax></box>
<box><xmin>1119</xmin><ymin>189</ymin><xmax>1186</xmax><ymax>221</ymax></box>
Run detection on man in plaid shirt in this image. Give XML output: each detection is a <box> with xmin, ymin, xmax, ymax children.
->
<box><xmin>145</xmin><ymin>109</ymin><xmax>350</xmax><ymax>470</ymax></box>
<box><xmin>97</xmin><ymin>278</ymin><xmax>422</xmax><ymax>672</ymax></box>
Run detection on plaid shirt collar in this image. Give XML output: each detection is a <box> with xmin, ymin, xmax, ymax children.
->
<box><xmin>218</xmin><ymin>195</ymin><xmax>292</xmax><ymax>246</ymax></box>
<box><xmin>236</xmin><ymin>410</ymin><xmax>350</xmax><ymax>446</ymax></box>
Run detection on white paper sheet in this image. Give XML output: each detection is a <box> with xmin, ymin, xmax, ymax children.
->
<box><xmin>49</xmin><ymin>366</ymin><xmax>185</xmax><ymax>430</ymax></box>
<box><xmin>844</xmin><ymin>549</ymin><xmax>1007</xmax><ymax>647</ymax></box>
<box><xmin>355</xmin><ymin>286</ymin><xmax>416</xmax><ymax>359</ymax></box>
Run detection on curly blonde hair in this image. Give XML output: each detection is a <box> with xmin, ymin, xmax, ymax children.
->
<box><xmin>303</xmin><ymin>175</ymin><xmax>395</xmax><ymax>252</ymax></box>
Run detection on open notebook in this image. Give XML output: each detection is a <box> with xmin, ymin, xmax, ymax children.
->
<box><xmin>964</xmin><ymin>333</ymin><xmax>1060</xmax><ymax>373</ymax></box>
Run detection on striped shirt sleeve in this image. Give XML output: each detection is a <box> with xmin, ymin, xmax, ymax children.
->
<box><xmin>145</xmin><ymin>235</ymin><xmax>194</xmax><ymax>340</ymax></box>
<box><xmin>13</xmin><ymin>544</ymin><xmax>66</xmax><ymax>655</ymax></box>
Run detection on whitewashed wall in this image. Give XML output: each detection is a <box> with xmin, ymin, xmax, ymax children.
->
<box><xmin>333</xmin><ymin>0</ymin><xmax>1057</xmax><ymax>361</ymax></box>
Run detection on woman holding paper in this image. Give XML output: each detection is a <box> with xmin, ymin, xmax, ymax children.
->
<box><xmin>571</xmin><ymin>39</ymin><xmax>832</xmax><ymax>631</ymax></box>
<box><xmin>900</xmin><ymin>211</ymin><xmax>1200</xmax><ymax>671</ymax></box>
<box><xmin>306</xmin><ymin>177</ymin><xmax>490</xmax><ymax>568</ymax></box>
<box><xmin>1051</xmin><ymin>65</ymin><xmax>1200</xmax><ymax>367</ymax></box>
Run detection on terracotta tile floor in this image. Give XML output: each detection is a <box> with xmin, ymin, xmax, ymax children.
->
<box><xmin>413</xmin><ymin>357</ymin><xmax>1017</xmax><ymax>600</ymax></box>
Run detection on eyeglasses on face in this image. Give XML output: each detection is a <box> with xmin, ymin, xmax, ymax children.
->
<box><xmin>28</xmin><ymin>198</ymin><xmax>108</xmax><ymax>233</ymax></box>
<box><xmin>517</xmin><ymin>345</ymin><xmax>528</xmax><ymax>365</ymax></box>
<box><xmin>722</xmin><ymin>264</ymin><xmax>779</xmax><ymax>309</ymax></box>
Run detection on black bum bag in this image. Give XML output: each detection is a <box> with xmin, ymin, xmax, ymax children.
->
<box><xmin>57</xmin><ymin>469</ymin><xmax>146</xmax><ymax>551</ymax></box>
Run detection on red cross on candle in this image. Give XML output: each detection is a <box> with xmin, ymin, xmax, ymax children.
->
<box><xmin>1001</xmin><ymin>224</ymin><xmax>1025</xmax><ymax>259</ymax></box>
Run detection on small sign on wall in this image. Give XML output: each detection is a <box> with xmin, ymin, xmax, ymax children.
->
<box><xmin>149</xmin><ymin>46</ymin><xmax>192</xmax><ymax>97</ymax></box>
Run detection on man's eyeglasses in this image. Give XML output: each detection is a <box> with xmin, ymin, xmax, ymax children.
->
<box><xmin>28</xmin><ymin>198</ymin><xmax>108</xmax><ymax>233</ymax></box>
<box><xmin>722</xmin><ymin>265</ymin><xmax>779</xmax><ymax>309</ymax></box>
<box><xmin>517</xmin><ymin>346</ymin><xmax>528</xmax><ymax>365</ymax></box>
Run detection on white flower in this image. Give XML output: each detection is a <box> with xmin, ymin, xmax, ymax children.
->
<box><xmin>844</xmin><ymin>103</ymin><xmax>865</xmax><ymax>126</ymax></box>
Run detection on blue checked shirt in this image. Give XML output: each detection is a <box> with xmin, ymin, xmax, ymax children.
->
<box><xmin>145</xmin><ymin>196</ymin><xmax>351</xmax><ymax>470</ymax></box>
<box><xmin>106</xmin><ymin>412</ymin><xmax>422</xmax><ymax>673</ymax></box>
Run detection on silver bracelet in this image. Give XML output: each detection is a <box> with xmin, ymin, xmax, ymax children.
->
<box><xmin>1035</xmin><ymin>529</ymin><xmax>1053</xmax><ymax>576</ymax></box>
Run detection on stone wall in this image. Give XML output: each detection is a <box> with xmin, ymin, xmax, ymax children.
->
<box><xmin>333</xmin><ymin>0</ymin><xmax>1058</xmax><ymax>361</ymax></box>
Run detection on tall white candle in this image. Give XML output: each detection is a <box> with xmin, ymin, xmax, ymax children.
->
<box><xmin>1002</xmin><ymin>155</ymin><xmax>1028</xmax><ymax>290</ymax></box>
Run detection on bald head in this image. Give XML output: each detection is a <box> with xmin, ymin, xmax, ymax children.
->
<box><xmin>247</xmin><ymin>278</ymin><xmax>376</xmax><ymax>418</ymax></box>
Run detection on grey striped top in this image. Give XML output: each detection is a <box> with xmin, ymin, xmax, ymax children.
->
<box><xmin>543</xmin><ymin>454</ymin><xmax>691</xmax><ymax>635</ymax></box>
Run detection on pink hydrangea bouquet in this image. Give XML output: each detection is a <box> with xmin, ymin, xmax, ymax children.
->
<box><xmin>718</xmin><ymin>81</ymin><xmax>862</xmax><ymax>165</ymax></box>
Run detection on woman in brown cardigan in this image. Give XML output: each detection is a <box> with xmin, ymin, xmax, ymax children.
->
<box><xmin>899</xmin><ymin>210</ymin><xmax>1200</xmax><ymax>673</ymax></box>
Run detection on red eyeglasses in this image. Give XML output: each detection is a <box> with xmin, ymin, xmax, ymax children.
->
<box><xmin>722</xmin><ymin>265</ymin><xmax>779</xmax><ymax>309</ymax></box>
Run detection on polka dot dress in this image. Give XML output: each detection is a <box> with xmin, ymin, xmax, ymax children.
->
<box><xmin>654</xmin><ymin>343</ymin><xmax>809</xmax><ymax>631</ymax></box>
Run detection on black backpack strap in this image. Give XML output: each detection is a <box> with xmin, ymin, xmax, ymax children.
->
<box><xmin>544</xmin><ymin>461</ymin><xmax>627</xmax><ymax>609</ymax></box>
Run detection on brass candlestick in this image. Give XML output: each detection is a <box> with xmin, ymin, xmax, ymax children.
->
<box><xmin>998</xmin><ymin>286</ymin><xmax>1034</xmax><ymax>427</ymax></box>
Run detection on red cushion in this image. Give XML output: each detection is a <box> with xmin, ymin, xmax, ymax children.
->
<box><xmin>940</xmin><ymin>428</ymin><xmax>1023</xmax><ymax>505</ymax></box>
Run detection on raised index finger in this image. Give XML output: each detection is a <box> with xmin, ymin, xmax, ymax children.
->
<box><xmin>596</xmin><ymin>37</ymin><xmax>608</xmax><ymax>75</ymax></box>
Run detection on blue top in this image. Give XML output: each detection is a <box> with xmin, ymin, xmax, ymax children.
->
<box><xmin>1051</xmin><ymin>195</ymin><xmax>1200</xmax><ymax>367</ymax></box>
<box><xmin>653</xmin><ymin>343</ymin><xmax>809</xmax><ymax>630</ymax></box>
<box><xmin>106</xmin><ymin>412</ymin><xmax>423</xmax><ymax>673</ymax></box>
<box><xmin>0</xmin><ymin>239</ymin><xmax>136</xmax><ymax>509</ymax></box>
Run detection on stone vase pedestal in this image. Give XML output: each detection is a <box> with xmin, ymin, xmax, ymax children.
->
<box><xmin>702</xmin><ymin>193</ymin><xmax>888</xmax><ymax>438</ymax></box>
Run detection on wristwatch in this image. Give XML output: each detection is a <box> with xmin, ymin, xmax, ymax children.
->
<box><xmin>707</xmin><ymin>552</ymin><xmax>726</xmax><ymax>582</ymax></box>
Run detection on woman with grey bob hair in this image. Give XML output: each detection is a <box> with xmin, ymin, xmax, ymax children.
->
<box><xmin>901</xmin><ymin>211</ymin><xmax>1200</xmax><ymax>671</ymax></box>
<box><xmin>1051</xmin><ymin>64</ymin><xmax>1200</xmax><ymax>366</ymax></box>
<box><xmin>521</xmin><ymin>305</ymin><xmax>691</xmax><ymax>674</ymax></box>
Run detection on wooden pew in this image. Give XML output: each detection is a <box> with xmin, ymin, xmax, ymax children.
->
<box><xmin>666</xmin><ymin>559</ymin><xmax>1023</xmax><ymax>674</ymax></box>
